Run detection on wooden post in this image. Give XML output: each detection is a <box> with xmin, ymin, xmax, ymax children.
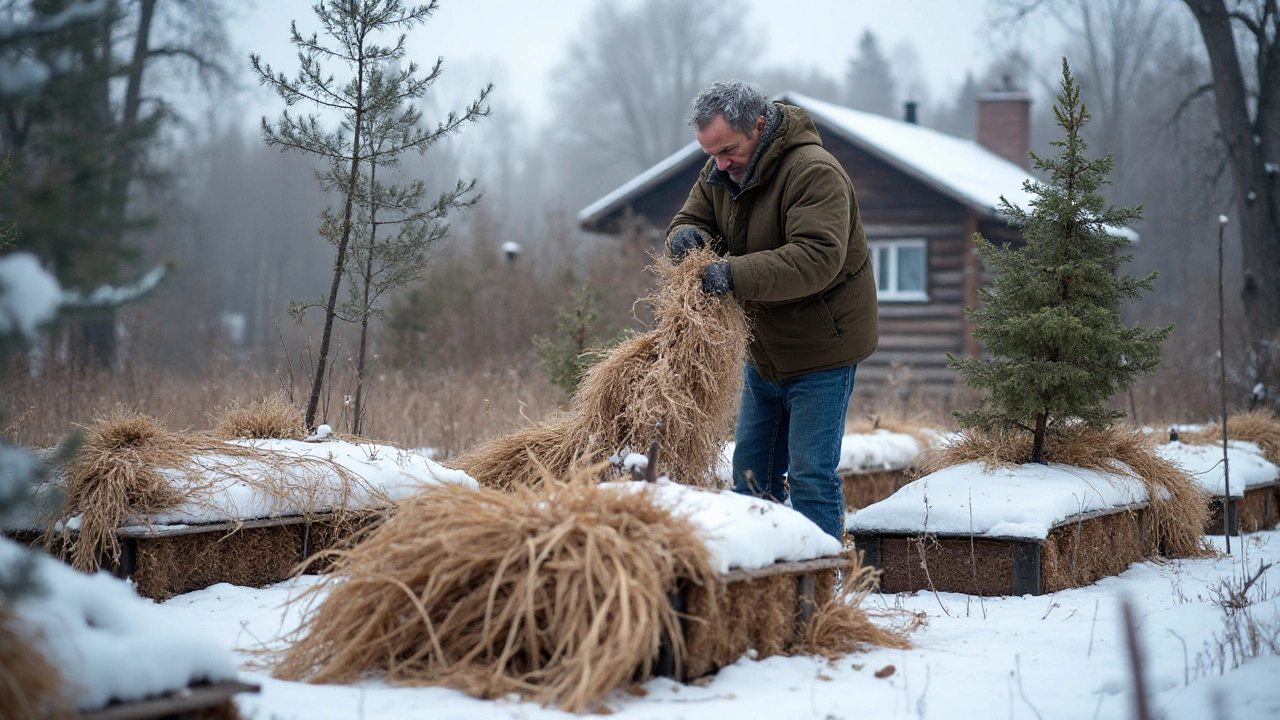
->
<box><xmin>645</xmin><ymin>440</ymin><xmax>660</xmax><ymax>483</ymax></box>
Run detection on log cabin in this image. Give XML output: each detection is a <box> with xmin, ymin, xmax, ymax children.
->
<box><xmin>578</xmin><ymin>91</ymin><xmax>1048</xmax><ymax>384</ymax></box>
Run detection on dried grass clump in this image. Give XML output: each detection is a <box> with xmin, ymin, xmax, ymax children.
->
<box><xmin>1180</xmin><ymin>409</ymin><xmax>1280</xmax><ymax>466</ymax></box>
<box><xmin>453</xmin><ymin>248</ymin><xmax>749</xmax><ymax>490</ymax></box>
<box><xmin>47</xmin><ymin>407</ymin><xmax>388</xmax><ymax>572</ymax></box>
<box><xmin>801</xmin><ymin>555</ymin><xmax>918</xmax><ymax>659</ymax></box>
<box><xmin>923</xmin><ymin>424</ymin><xmax>1211</xmax><ymax>558</ymax></box>
<box><xmin>0</xmin><ymin>607</ymin><xmax>70</xmax><ymax>719</ymax></box>
<box><xmin>273</xmin><ymin>476</ymin><xmax>718</xmax><ymax>713</ymax></box>
<box><xmin>212</xmin><ymin>393</ymin><xmax>305</xmax><ymax>440</ymax></box>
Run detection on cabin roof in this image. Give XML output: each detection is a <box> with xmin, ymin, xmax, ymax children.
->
<box><xmin>578</xmin><ymin>91</ymin><xmax>1137</xmax><ymax>241</ymax></box>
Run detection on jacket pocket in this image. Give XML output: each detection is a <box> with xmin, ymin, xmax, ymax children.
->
<box><xmin>813</xmin><ymin>297</ymin><xmax>841</xmax><ymax>337</ymax></box>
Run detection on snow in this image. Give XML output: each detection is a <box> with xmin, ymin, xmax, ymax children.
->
<box><xmin>60</xmin><ymin>262</ymin><xmax>169</xmax><ymax>308</ymax></box>
<box><xmin>608</xmin><ymin>479</ymin><xmax>841</xmax><ymax>573</ymax></box>
<box><xmin>1156</xmin><ymin>441</ymin><xmax>1279</xmax><ymax>497</ymax></box>
<box><xmin>3</xmin><ymin>538</ymin><xmax>235</xmax><ymax>711</ymax></box>
<box><xmin>578</xmin><ymin>138</ymin><xmax>703</xmax><ymax>222</ymax></box>
<box><xmin>43</xmin><ymin>439</ymin><xmax>477</xmax><ymax>530</ymax></box>
<box><xmin>839</xmin><ymin>430</ymin><xmax>924</xmax><ymax>473</ymax></box>
<box><xmin>846</xmin><ymin>462</ymin><xmax>1149</xmax><ymax>540</ymax></box>
<box><xmin>154</xmin><ymin>530</ymin><xmax>1280</xmax><ymax>720</ymax></box>
<box><xmin>0</xmin><ymin>252</ymin><xmax>62</xmax><ymax>338</ymax></box>
<box><xmin>1219</xmin><ymin>214</ymin><xmax>1231</xmax><ymax>224</ymax></box>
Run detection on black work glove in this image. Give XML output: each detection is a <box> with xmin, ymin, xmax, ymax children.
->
<box><xmin>700</xmin><ymin>261</ymin><xmax>733</xmax><ymax>296</ymax></box>
<box><xmin>669</xmin><ymin>226</ymin><xmax>706</xmax><ymax>260</ymax></box>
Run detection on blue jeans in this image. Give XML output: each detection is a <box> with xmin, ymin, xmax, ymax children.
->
<box><xmin>732</xmin><ymin>363</ymin><xmax>855</xmax><ymax>541</ymax></box>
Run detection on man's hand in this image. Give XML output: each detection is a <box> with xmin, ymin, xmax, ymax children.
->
<box><xmin>700</xmin><ymin>261</ymin><xmax>733</xmax><ymax>296</ymax></box>
<box><xmin>669</xmin><ymin>226</ymin><xmax>706</xmax><ymax>260</ymax></box>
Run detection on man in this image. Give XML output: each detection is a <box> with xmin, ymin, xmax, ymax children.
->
<box><xmin>667</xmin><ymin>81</ymin><xmax>878</xmax><ymax>541</ymax></box>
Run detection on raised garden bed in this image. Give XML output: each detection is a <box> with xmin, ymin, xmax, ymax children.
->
<box><xmin>846</xmin><ymin>462</ymin><xmax>1155</xmax><ymax>596</ymax></box>
<box><xmin>841</xmin><ymin>469</ymin><xmax>913</xmax><ymax>511</ymax></box>
<box><xmin>658</xmin><ymin>555</ymin><xmax>849</xmax><ymax>681</ymax></box>
<box><xmin>1156</xmin><ymin>441</ymin><xmax>1280</xmax><ymax>536</ymax></box>
<box><xmin>8</xmin><ymin>511</ymin><xmax>376</xmax><ymax>600</ymax></box>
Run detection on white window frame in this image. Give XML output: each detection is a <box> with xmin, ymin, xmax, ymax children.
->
<box><xmin>869</xmin><ymin>238</ymin><xmax>929</xmax><ymax>302</ymax></box>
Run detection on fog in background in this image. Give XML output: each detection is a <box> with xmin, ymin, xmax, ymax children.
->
<box><xmin>2</xmin><ymin>0</ymin><xmax>1253</xmax><ymax>426</ymax></box>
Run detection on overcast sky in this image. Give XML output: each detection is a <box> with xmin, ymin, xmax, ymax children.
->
<box><xmin>226</xmin><ymin>0</ymin><xmax>1064</xmax><ymax>130</ymax></box>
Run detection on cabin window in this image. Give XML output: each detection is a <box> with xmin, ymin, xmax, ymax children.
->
<box><xmin>869</xmin><ymin>238</ymin><xmax>928</xmax><ymax>302</ymax></box>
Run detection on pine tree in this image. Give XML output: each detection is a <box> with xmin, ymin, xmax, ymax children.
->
<box><xmin>532</xmin><ymin>283</ymin><xmax>605</xmax><ymax>396</ymax></box>
<box><xmin>252</xmin><ymin>0</ymin><xmax>491</xmax><ymax>431</ymax></box>
<box><xmin>947</xmin><ymin>59</ymin><xmax>1173</xmax><ymax>464</ymax></box>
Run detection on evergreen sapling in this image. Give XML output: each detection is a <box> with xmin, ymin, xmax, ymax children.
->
<box><xmin>947</xmin><ymin>60</ymin><xmax>1173</xmax><ymax>464</ymax></box>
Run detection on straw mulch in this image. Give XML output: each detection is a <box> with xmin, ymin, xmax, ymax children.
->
<box><xmin>804</xmin><ymin>556</ymin><xmax>919</xmax><ymax>658</ymax></box>
<box><xmin>273</xmin><ymin>477</ymin><xmax>720</xmax><ymax>713</ymax></box>
<box><xmin>0</xmin><ymin>607</ymin><xmax>69</xmax><ymax>719</ymax></box>
<box><xmin>923</xmin><ymin>424</ymin><xmax>1211</xmax><ymax>558</ymax></box>
<box><xmin>45</xmin><ymin>407</ymin><xmax>387</xmax><ymax>572</ymax></box>
<box><xmin>1179</xmin><ymin>409</ymin><xmax>1280</xmax><ymax>466</ymax></box>
<box><xmin>451</xmin><ymin>248</ymin><xmax>749</xmax><ymax>490</ymax></box>
<box><xmin>212</xmin><ymin>392</ymin><xmax>306</xmax><ymax>441</ymax></box>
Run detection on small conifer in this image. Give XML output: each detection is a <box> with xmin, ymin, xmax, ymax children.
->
<box><xmin>947</xmin><ymin>59</ymin><xmax>1173</xmax><ymax>464</ymax></box>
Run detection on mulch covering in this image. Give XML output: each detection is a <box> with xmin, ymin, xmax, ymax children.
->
<box><xmin>452</xmin><ymin>248</ymin><xmax>749</xmax><ymax>490</ymax></box>
<box><xmin>40</xmin><ymin>407</ymin><xmax>388</xmax><ymax>578</ymax></box>
<box><xmin>273</xmin><ymin>477</ymin><xmax>912</xmax><ymax>713</ymax></box>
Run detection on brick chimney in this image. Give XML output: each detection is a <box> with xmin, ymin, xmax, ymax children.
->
<box><xmin>977</xmin><ymin>86</ymin><xmax>1031</xmax><ymax>170</ymax></box>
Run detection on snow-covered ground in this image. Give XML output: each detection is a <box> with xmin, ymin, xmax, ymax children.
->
<box><xmin>158</xmin><ymin>531</ymin><xmax>1280</xmax><ymax>719</ymax></box>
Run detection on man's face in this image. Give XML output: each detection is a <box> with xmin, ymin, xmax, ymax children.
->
<box><xmin>697</xmin><ymin>112</ymin><xmax>767</xmax><ymax>182</ymax></box>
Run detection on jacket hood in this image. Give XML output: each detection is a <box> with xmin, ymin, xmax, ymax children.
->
<box><xmin>705</xmin><ymin>102</ymin><xmax>824</xmax><ymax>198</ymax></box>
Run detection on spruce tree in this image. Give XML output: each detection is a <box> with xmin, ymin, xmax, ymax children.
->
<box><xmin>947</xmin><ymin>59</ymin><xmax>1173</xmax><ymax>464</ymax></box>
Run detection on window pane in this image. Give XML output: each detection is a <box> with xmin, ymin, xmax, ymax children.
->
<box><xmin>898</xmin><ymin>245</ymin><xmax>925</xmax><ymax>292</ymax></box>
<box><xmin>876</xmin><ymin>246</ymin><xmax>891</xmax><ymax>291</ymax></box>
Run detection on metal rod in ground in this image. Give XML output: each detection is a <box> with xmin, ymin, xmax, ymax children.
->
<box><xmin>645</xmin><ymin>440</ymin><xmax>660</xmax><ymax>483</ymax></box>
<box><xmin>1121</xmin><ymin>597</ymin><xmax>1153</xmax><ymax>720</ymax></box>
<box><xmin>1217</xmin><ymin>214</ymin><xmax>1231</xmax><ymax>553</ymax></box>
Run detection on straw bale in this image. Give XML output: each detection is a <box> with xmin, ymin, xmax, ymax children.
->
<box><xmin>131</xmin><ymin>526</ymin><xmax>304</xmax><ymax>601</ymax></box>
<box><xmin>45</xmin><ymin>408</ymin><xmax>389</xmax><ymax>573</ymax></box>
<box><xmin>1180</xmin><ymin>409</ymin><xmax>1280</xmax><ymax>466</ymax></box>
<box><xmin>212</xmin><ymin>393</ymin><xmax>305</xmax><ymax>440</ymax></box>
<box><xmin>453</xmin><ymin>248</ymin><xmax>749</xmax><ymax>489</ymax></box>
<box><xmin>0</xmin><ymin>607</ymin><xmax>70</xmax><ymax>719</ymax></box>
<box><xmin>272</xmin><ymin>478</ymin><xmax>719</xmax><ymax>713</ymax></box>
<box><xmin>841</xmin><ymin>469</ymin><xmax>911</xmax><ymax>511</ymax></box>
<box><xmin>1042</xmin><ymin>508</ymin><xmax>1145</xmax><ymax>592</ymax></box>
<box><xmin>923</xmin><ymin>425</ymin><xmax>1210</xmax><ymax>559</ymax></box>
<box><xmin>879</xmin><ymin>535</ymin><xmax>1015</xmax><ymax>595</ymax></box>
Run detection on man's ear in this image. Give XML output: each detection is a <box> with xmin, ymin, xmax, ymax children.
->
<box><xmin>754</xmin><ymin>114</ymin><xmax>766</xmax><ymax>135</ymax></box>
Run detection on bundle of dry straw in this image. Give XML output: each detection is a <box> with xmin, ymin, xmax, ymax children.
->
<box><xmin>1178</xmin><ymin>409</ymin><xmax>1280</xmax><ymax>465</ymax></box>
<box><xmin>923</xmin><ymin>425</ymin><xmax>1211</xmax><ymax>558</ymax></box>
<box><xmin>47</xmin><ymin>406</ymin><xmax>385</xmax><ymax>572</ymax></box>
<box><xmin>452</xmin><ymin>248</ymin><xmax>749</xmax><ymax>489</ymax></box>
<box><xmin>212</xmin><ymin>393</ymin><xmax>306</xmax><ymax>441</ymax></box>
<box><xmin>804</xmin><ymin>557</ymin><xmax>919</xmax><ymax>658</ymax></box>
<box><xmin>274</xmin><ymin>477</ymin><xmax>719</xmax><ymax>713</ymax></box>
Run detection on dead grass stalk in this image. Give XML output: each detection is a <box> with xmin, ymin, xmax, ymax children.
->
<box><xmin>0</xmin><ymin>607</ymin><xmax>70</xmax><ymax>719</ymax></box>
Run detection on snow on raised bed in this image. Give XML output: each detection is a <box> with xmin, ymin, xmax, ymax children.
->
<box><xmin>2</xmin><ymin>538</ymin><xmax>236</xmax><ymax>711</ymax></box>
<box><xmin>715</xmin><ymin>429</ymin><xmax>935</xmax><ymax>484</ymax></box>
<box><xmin>846</xmin><ymin>462</ymin><xmax>1149</xmax><ymax>540</ymax></box>
<box><xmin>40</xmin><ymin>438</ymin><xmax>478</xmax><ymax>532</ymax></box>
<box><xmin>1155</xmin><ymin>441</ymin><xmax>1278</xmax><ymax>497</ymax></box>
<box><xmin>607</xmin><ymin>479</ymin><xmax>841</xmax><ymax>573</ymax></box>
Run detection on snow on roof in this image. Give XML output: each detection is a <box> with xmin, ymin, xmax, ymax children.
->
<box><xmin>580</xmin><ymin>91</ymin><xmax>1138</xmax><ymax>242</ymax></box>
<box><xmin>846</xmin><ymin>461</ymin><xmax>1150</xmax><ymax>540</ymax></box>
<box><xmin>578</xmin><ymin>138</ymin><xmax>704</xmax><ymax>223</ymax></box>
<box><xmin>4</xmin><ymin>538</ymin><xmax>236</xmax><ymax>711</ymax></box>
<box><xmin>1156</xmin><ymin>441</ymin><xmax>1278</xmax><ymax>497</ymax></box>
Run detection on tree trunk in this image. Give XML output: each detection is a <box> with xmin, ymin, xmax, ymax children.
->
<box><xmin>1183</xmin><ymin>0</ymin><xmax>1280</xmax><ymax>401</ymax></box>
<box><xmin>1031</xmin><ymin>412</ymin><xmax>1048</xmax><ymax>464</ymax></box>
<box><xmin>352</xmin><ymin>163</ymin><xmax>379</xmax><ymax>436</ymax></box>
<box><xmin>304</xmin><ymin>56</ymin><xmax>366</xmax><ymax>430</ymax></box>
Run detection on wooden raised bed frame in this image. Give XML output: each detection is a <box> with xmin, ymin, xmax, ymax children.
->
<box><xmin>78</xmin><ymin>680</ymin><xmax>258</xmax><ymax>720</ymax></box>
<box><xmin>9</xmin><ymin>511</ymin><xmax>374</xmax><ymax>601</ymax></box>
<box><xmin>1206</xmin><ymin>482</ymin><xmax>1280</xmax><ymax>536</ymax></box>
<box><xmin>851</xmin><ymin>503</ymin><xmax>1150</xmax><ymax>597</ymax></box>
<box><xmin>655</xmin><ymin>555</ymin><xmax>849</xmax><ymax>682</ymax></box>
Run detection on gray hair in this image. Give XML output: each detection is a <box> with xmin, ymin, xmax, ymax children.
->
<box><xmin>689</xmin><ymin>80</ymin><xmax>770</xmax><ymax>135</ymax></box>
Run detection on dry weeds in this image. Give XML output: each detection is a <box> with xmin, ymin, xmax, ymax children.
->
<box><xmin>452</xmin><ymin>248</ymin><xmax>749</xmax><ymax>490</ymax></box>
<box><xmin>273</xmin><ymin>476</ymin><xmax>719</xmax><ymax>713</ymax></box>
<box><xmin>923</xmin><ymin>425</ymin><xmax>1211</xmax><ymax>558</ymax></box>
<box><xmin>212</xmin><ymin>392</ymin><xmax>305</xmax><ymax>440</ymax></box>
<box><xmin>802</xmin><ymin>553</ymin><xmax>918</xmax><ymax>658</ymax></box>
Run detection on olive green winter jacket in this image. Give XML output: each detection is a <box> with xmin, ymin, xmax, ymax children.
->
<box><xmin>667</xmin><ymin>103</ymin><xmax>878</xmax><ymax>381</ymax></box>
